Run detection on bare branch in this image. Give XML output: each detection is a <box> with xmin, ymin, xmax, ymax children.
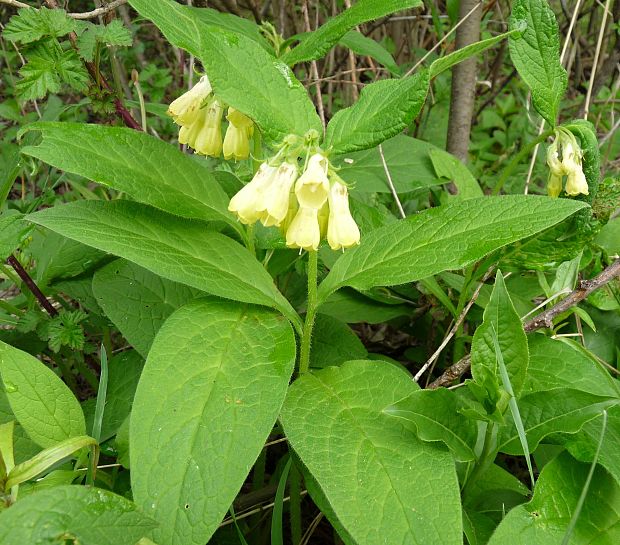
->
<box><xmin>69</xmin><ymin>0</ymin><xmax>129</xmax><ymax>20</ymax></box>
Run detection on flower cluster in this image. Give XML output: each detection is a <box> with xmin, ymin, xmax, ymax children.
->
<box><xmin>546</xmin><ymin>130</ymin><xmax>589</xmax><ymax>198</ymax></box>
<box><xmin>229</xmin><ymin>151</ymin><xmax>360</xmax><ymax>252</ymax></box>
<box><xmin>167</xmin><ymin>75</ymin><xmax>254</xmax><ymax>161</ymax></box>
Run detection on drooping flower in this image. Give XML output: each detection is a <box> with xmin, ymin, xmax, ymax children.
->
<box><xmin>223</xmin><ymin>108</ymin><xmax>254</xmax><ymax>161</ymax></box>
<box><xmin>168</xmin><ymin>75</ymin><xmax>212</xmax><ymax>126</ymax></box>
<box><xmin>228</xmin><ymin>163</ymin><xmax>278</xmax><ymax>224</ymax></box>
<box><xmin>295</xmin><ymin>153</ymin><xmax>330</xmax><ymax>209</ymax></box>
<box><xmin>178</xmin><ymin>99</ymin><xmax>224</xmax><ymax>157</ymax></box>
<box><xmin>561</xmin><ymin>142</ymin><xmax>589</xmax><ymax>196</ymax></box>
<box><xmin>286</xmin><ymin>206</ymin><xmax>321</xmax><ymax>251</ymax></box>
<box><xmin>258</xmin><ymin>162</ymin><xmax>298</xmax><ymax>227</ymax></box>
<box><xmin>326</xmin><ymin>181</ymin><xmax>360</xmax><ymax>250</ymax></box>
<box><xmin>546</xmin><ymin>142</ymin><xmax>565</xmax><ymax>177</ymax></box>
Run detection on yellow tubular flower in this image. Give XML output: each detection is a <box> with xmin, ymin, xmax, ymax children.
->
<box><xmin>178</xmin><ymin>99</ymin><xmax>223</xmax><ymax>157</ymax></box>
<box><xmin>223</xmin><ymin>108</ymin><xmax>254</xmax><ymax>161</ymax></box>
<box><xmin>562</xmin><ymin>142</ymin><xmax>589</xmax><ymax>196</ymax></box>
<box><xmin>259</xmin><ymin>162</ymin><xmax>298</xmax><ymax>227</ymax></box>
<box><xmin>326</xmin><ymin>182</ymin><xmax>360</xmax><ymax>250</ymax></box>
<box><xmin>295</xmin><ymin>153</ymin><xmax>330</xmax><ymax>209</ymax></box>
<box><xmin>546</xmin><ymin>143</ymin><xmax>565</xmax><ymax>177</ymax></box>
<box><xmin>286</xmin><ymin>207</ymin><xmax>321</xmax><ymax>251</ymax></box>
<box><xmin>228</xmin><ymin>163</ymin><xmax>278</xmax><ymax>224</ymax></box>
<box><xmin>168</xmin><ymin>75</ymin><xmax>212</xmax><ymax>126</ymax></box>
<box><xmin>547</xmin><ymin>173</ymin><xmax>563</xmax><ymax>198</ymax></box>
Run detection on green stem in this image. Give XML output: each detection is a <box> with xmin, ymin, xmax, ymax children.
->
<box><xmin>492</xmin><ymin>129</ymin><xmax>555</xmax><ymax>195</ymax></box>
<box><xmin>298</xmin><ymin>251</ymin><xmax>318</xmax><ymax>375</ymax></box>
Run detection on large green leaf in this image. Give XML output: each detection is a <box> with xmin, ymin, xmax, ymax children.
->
<box><xmin>488</xmin><ymin>452</ymin><xmax>620</xmax><ymax>544</ymax></box>
<box><xmin>21</xmin><ymin>122</ymin><xmax>240</xmax><ymax>232</ymax></box>
<box><xmin>325</xmin><ymin>70</ymin><xmax>429</xmax><ymax>153</ymax></box>
<box><xmin>498</xmin><ymin>389</ymin><xmax>619</xmax><ymax>455</ymax></box>
<box><xmin>282</xmin><ymin>0</ymin><xmax>423</xmax><ymax>66</ymax></box>
<box><xmin>131</xmin><ymin>300</ymin><xmax>296</xmax><ymax>545</ymax></box>
<box><xmin>524</xmin><ymin>336</ymin><xmax>620</xmax><ymax>397</ymax></box>
<box><xmin>0</xmin><ymin>485</ymin><xmax>157</xmax><ymax>544</ymax></box>
<box><xmin>317</xmin><ymin>196</ymin><xmax>587</xmax><ymax>304</ymax></box>
<box><xmin>27</xmin><ymin>201</ymin><xmax>299</xmax><ymax>326</ymax></box>
<box><xmin>428</xmin><ymin>148</ymin><xmax>484</xmax><ymax>199</ymax></box>
<box><xmin>281</xmin><ymin>360</ymin><xmax>462</xmax><ymax>545</ymax></box>
<box><xmin>336</xmin><ymin>135</ymin><xmax>440</xmax><ymax>193</ymax></box>
<box><xmin>0</xmin><ymin>214</ymin><xmax>32</xmax><ymax>261</ymax></box>
<box><xmin>0</xmin><ymin>385</ymin><xmax>39</xmax><ymax>464</ymax></box>
<box><xmin>128</xmin><ymin>0</ymin><xmax>321</xmax><ymax>143</ymax></box>
<box><xmin>385</xmin><ymin>387</ymin><xmax>478</xmax><ymax>462</ymax></box>
<box><xmin>471</xmin><ymin>271</ymin><xmax>529</xmax><ymax>400</ymax></box>
<box><xmin>508</xmin><ymin>0</ymin><xmax>567</xmax><ymax>125</ymax></box>
<box><xmin>0</xmin><ymin>341</ymin><xmax>85</xmax><ymax>448</ymax></box>
<box><xmin>92</xmin><ymin>259</ymin><xmax>201</xmax><ymax>357</ymax></box>
<box><xmin>310</xmin><ymin>315</ymin><xmax>367</xmax><ymax>369</ymax></box>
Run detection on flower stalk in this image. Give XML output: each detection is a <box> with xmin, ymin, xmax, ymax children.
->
<box><xmin>298</xmin><ymin>250</ymin><xmax>318</xmax><ymax>375</ymax></box>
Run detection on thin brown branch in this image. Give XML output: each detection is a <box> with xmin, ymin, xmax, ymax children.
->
<box><xmin>428</xmin><ymin>259</ymin><xmax>620</xmax><ymax>389</ymax></box>
<box><xmin>69</xmin><ymin>0</ymin><xmax>128</xmax><ymax>20</ymax></box>
<box><xmin>0</xmin><ymin>0</ymin><xmax>30</xmax><ymax>9</ymax></box>
<box><xmin>6</xmin><ymin>255</ymin><xmax>58</xmax><ymax>317</ymax></box>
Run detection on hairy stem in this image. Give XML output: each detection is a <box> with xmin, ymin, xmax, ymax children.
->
<box><xmin>299</xmin><ymin>250</ymin><xmax>318</xmax><ymax>375</ymax></box>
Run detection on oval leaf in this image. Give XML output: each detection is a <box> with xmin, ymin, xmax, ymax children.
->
<box><xmin>0</xmin><ymin>341</ymin><xmax>85</xmax><ymax>448</ymax></box>
<box><xmin>0</xmin><ymin>485</ymin><xmax>157</xmax><ymax>544</ymax></box>
<box><xmin>317</xmin><ymin>196</ymin><xmax>587</xmax><ymax>304</ymax></box>
<box><xmin>130</xmin><ymin>299</ymin><xmax>296</xmax><ymax>545</ymax></box>
<box><xmin>27</xmin><ymin>200</ymin><xmax>299</xmax><ymax>325</ymax></box>
<box><xmin>281</xmin><ymin>360</ymin><xmax>462</xmax><ymax>545</ymax></box>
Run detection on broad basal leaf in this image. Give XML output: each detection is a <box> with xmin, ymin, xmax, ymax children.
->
<box><xmin>282</xmin><ymin>0</ymin><xmax>423</xmax><ymax>66</ymax></box>
<box><xmin>92</xmin><ymin>259</ymin><xmax>201</xmax><ymax>357</ymax></box>
<box><xmin>488</xmin><ymin>452</ymin><xmax>620</xmax><ymax>544</ymax></box>
<box><xmin>128</xmin><ymin>0</ymin><xmax>321</xmax><ymax>143</ymax></box>
<box><xmin>21</xmin><ymin>122</ymin><xmax>239</xmax><ymax>233</ymax></box>
<box><xmin>281</xmin><ymin>360</ymin><xmax>462</xmax><ymax>545</ymax></box>
<box><xmin>0</xmin><ymin>485</ymin><xmax>157</xmax><ymax>544</ymax></box>
<box><xmin>317</xmin><ymin>196</ymin><xmax>587</xmax><ymax>304</ymax></box>
<box><xmin>0</xmin><ymin>341</ymin><xmax>85</xmax><ymax>448</ymax></box>
<box><xmin>131</xmin><ymin>300</ymin><xmax>295</xmax><ymax>545</ymax></box>
<box><xmin>325</xmin><ymin>70</ymin><xmax>429</xmax><ymax>154</ymax></box>
<box><xmin>27</xmin><ymin>201</ymin><xmax>299</xmax><ymax>325</ymax></box>
<box><xmin>508</xmin><ymin>0</ymin><xmax>567</xmax><ymax>125</ymax></box>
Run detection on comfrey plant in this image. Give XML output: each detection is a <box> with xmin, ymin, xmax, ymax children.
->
<box><xmin>0</xmin><ymin>1</ymin><xmax>618</xmax><ymax>545</ymax></box>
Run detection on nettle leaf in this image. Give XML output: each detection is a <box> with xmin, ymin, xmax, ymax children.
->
<box><xmin>92</xmin><ymin>259</ymin><xmax>201</xmax><ymax>357</ymax></box>
<box><xmin>339</xmin><ymin>30</ymin><xmax>399</xmax><ymax>74</ymax></box>
<box><xmin>471</xmin><ymin>271</ymin><xmax>529</xmax><ymax>402</ymax></box>
<box><xmin>128</xmin><ymin>0</ymin><xmax>321</xmax><ymax>143</ymax></box>
<box><xmin>21</xmin><ymin>122</ymin><xmax>239</xmax><ymax>233</ymax></box>
<box><xmin>0</xmin><ymin>485</ymin><xmax>157</xmax><ymax>544</ymax></box>
<box><xmin>317</xmin><ymin>196</ymin><xmax>588</xmax><ymax>304</ymax></box>
<box><xmin>325</xmin><ymin>70</ymin><xmax>429</xmax><ymax>154</ymax></box>
<box><xmin>498</xmin><ymin>389</ymin><xmax>619</xmax><ymax>455</ymax></box>
<box><xmin>76</xmin><ymin>20</ymin><xmax>133</xmax><ymax>62</ymax></box>
<box><xmin>3</xmin><ymin>7</ymin><xmax>75</xmax><ymax>44</ymax></box>
<box><xmin>488</xmin><ymin>452</ymin><xmax>620</xmax><ymax>544</ymax></box>
<box><xmin>282</xmin><ymin>0</ymin><xmax>423</xmax><ymax>66</ymax></box>
<box><xmin>508</xmin><ymin>0</ymin><xmax>567</xmax><ymax>126</ymax></box>
<box><xmin>430</xmin><ymin>25</ymin><xmax>523</xmax><ymax>78</ymax></box>
<box><xmin>27</xmin><ymin>201</ymin><xmax>299</xmax><ymax>325</ymax></box>
<box><xmin>131</xmin><ymin>300</ymin><xmax>295</xmax><ymax>545</ymax></box>
<box><xmin>281</xmin><ymin>360</ymin><xmax>462</xmax><ymax>545</ymax></box>
<box><xmin>16</xmin><ymin>44</ymin><xmax>89</xmax><ymax>100</ymax></box>
<box><xmin>385</xmin><ymin>387</ymin><xmax>478</xmax><ymax>462</ymax></box>
<box><xmin>0</xmin><ymin>341</ymin><xmax>85</xmax><ymax>448</ymax></box>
